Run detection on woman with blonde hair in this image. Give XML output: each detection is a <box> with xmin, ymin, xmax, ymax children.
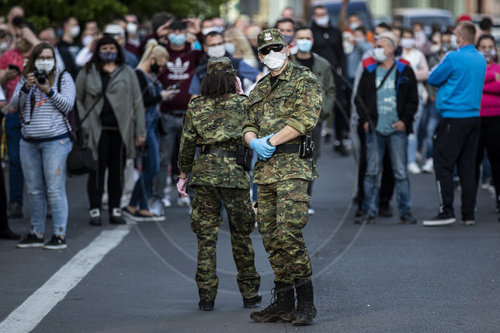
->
<box><xmin>225</xmin><ymin>27</ymin><xmax>258</xmax><ymax>68</ymax></box>
<box><xmin>123</xmin><ymin>39</ymin><xmax>179</xmax><ymax>221</ymax></box>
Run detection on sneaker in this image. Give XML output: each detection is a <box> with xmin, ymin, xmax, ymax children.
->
<box><xmin>243</xmin><ymin>293</ymin><xmax>262</xmax><ymax>308</ymax></box>
<box><xmin>7</xmin><ymin>201</ymin><xmax>23</xmax><ymax>219</ymax></box>
<box><xmin>408</xmin><ymin>162</ymin><xmax>422</xmax><ymax>175</ymax></box>
<box><xmin>421</xmin><ymin>159</ymin><xmax>434</xmax><ymax>173</ymax></box>
<box><xmin>133</xmin><ymin>210</ymin><xmax>166</xmax><ymax>222</ymax></box>
<box><xmin>400</xmin><ymin>213</ymin><xmax>417</xmax><ymax>224</ymax></box>
<box><xmin>110</xmin><ymin>208</ymin><xmax>126</xmax><ymax>225</ymax></box>
<box><xmin>308</xmin><ymin>207</ymin><xmax>315</xmax><ymax>216</ymax></box>
<box><xmin>354</xmin><ymin>213</ymin><xmax>375</xmax><ymax>224</ymax></box>
<box><xmin>334</xmin><ymin>142</ymin><xmax>349</xmax><ymax>157</ymax></box>
<box><xmin>122</xmin><ymin>207</ymin><xmax>136</xmax><ymax>220</ymax></box>
<box><xmin>461</xmin><ymin>219</ymin><xmax>475</xmax><ymax>226</ymax></box>
<box><xmin>161</xmin><ymin>195</ymin><xmax>172</xmax><ymax>207</ymax></box>
<box><xmin>422</xmin><ymin>212</ymin><xmax>456</xmax><ymax>226</ymax></box>
<box><xmin>43</xmin><ymin>235</ymin><xmax>67</xmax><ymax>250</ymax></box>
<box><xmin>199</xmin><ymin>299</ymin><xmax>214</xmax><ymax>311</ymax></box>
<box><xmin>16</xmin><ymin>233</ymin><xmax>44</xmax><ymax>248</ymax></box>
<box><xmin>177</xmin><ymin>196</ymin><xmax>191</xmax><ymax>207</ymax></box>
<box><xmin>89</xmin><ymin>208</ymin><xmax>102</xmax><ymax>226</ymax></box>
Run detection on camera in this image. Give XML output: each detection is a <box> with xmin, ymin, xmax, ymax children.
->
<box><xmin>34</xmin><ymin>70</ymin><xmax>47</xmax><ymax>85</ymax></box>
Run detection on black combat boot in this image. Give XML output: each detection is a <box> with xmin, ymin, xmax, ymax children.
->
<box><xmin>250</xmin><ymin>283</ymin><xmax>294</xmax><ymax>323</ymax></box>
<box><xmin>292</xmin><ymin>280</ymin><xmax>317</xmax><ymax>326</ymax></box>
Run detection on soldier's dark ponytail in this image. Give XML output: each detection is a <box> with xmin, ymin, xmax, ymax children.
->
<box><xmin>200</xmin><ymin>71</ymin><xmax>237</xmax><ymax>98</ymax></box>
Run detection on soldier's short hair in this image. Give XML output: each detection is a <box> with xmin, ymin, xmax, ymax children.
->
<box><xmin>458</xmin><ymin>21</ymin><xmax>476</xmax><ymax>44</ymax></box>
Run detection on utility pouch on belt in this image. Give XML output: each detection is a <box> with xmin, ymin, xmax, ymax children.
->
<box><xmin>236</xmin><ymin>144</ymin><xmax>252</xmax><ymax>171</ymax></box>
<box><xmin>299</xmin><ymin>135</ymin><xmax>314</xmax><ymax>159</ymax></box>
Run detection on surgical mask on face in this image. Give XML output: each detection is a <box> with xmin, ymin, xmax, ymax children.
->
<box><xmin>283</xmin><ymin>34</ymin><xmax>294</xmax><ymax>45</ymax></box>
<box><xmin>224</xmin><ymin>42</ymin><xmax>236</xmax><ymax>55</ymax></box>
<box><xmin>168</xmin><ymin>33</ymin><xmax>186</xmax><ymax>46</ymax></box>
<box><xmin>207</xmin><ymin>44</ymin><xmax>226</xmax><ymax>57</ymax></box>
<box><xmin>450</xmin><ymin>35</ymin><xmax>458</xmax><ymax>49</ymax></box>
<box><xmin>296</xmin><ymin>39</ymin><xmax>313</xmax><ymax>53</ymax></box>
<box><xmin>314</xmin><ymin>16</ymin><xmax>330</xmax><ymax>27</ymax></box>
<box><xmin>82</xmin><ymin>35</ymin><xmax>94</xmax><ymax>47</ymax></box>
<box><xmin>481</xmin><ymin>49</ymin><xmax>496</xmax><ymax>62</ymax></box>
<box><xmin>430</xmin><ymin>44</ymin><xmax>441</xmax><ymax>53</ymax></box>
<box><xmin>127</xmin><ymin>23</ymin><xmax>137</xmax><ymax>35</ymax></box>
<box><xmin>263</xmin><ymin>50</ymin><xmax>287</xmax><ymax>71</ymax></box>
<box><xmin>99</xmin><ymin>51</ymin><xmax>118</xmax><ymax>62</ymax></box>
<box><xmin>0</xmin><ymin>41</ymin><xmax>9</xmax><ymax>52</ymax></box>
<box><xmin>70</xmin><ymin>25</ymin><xmax>80</xmax><ymax>38</ymax></box>
<box><xmin>35</xmin><ymin>59</ymin><xmax>55</xmax><ymax>73</ymax></box>
<box><xmin>400</xmin><ymin>38</ymin><xmax>416</xmax><ymax>49</ymax></box>
<box><xmin>349</xmin><ymin>22</ymin><xmax>360</xmax><ymax>30</ymax></box>
<box><xmin>372</xmin><ymin>47</ymin><xmax>387</xmax><ymax>63</ymax></box>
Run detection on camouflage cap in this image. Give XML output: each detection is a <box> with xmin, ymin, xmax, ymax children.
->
<box><xmin>257</xmin><ymin>28</ymin><xmax>286</xmax><ymax>51</ymax></box>
<box><xmin>207</xmin><ymin>57</ymin><xmax>235</xmax><ymax>75</ymax></box>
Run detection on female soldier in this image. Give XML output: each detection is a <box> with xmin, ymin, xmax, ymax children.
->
<box><xmin>176</xmin><ymin>57</ymin><xmax>261</xmax><ymax>311</ymax></box>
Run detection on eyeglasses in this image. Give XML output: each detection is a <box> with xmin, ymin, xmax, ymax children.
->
<box><xmin>260</xmin><ymin>44</ymin><xmax>284</xmax><ymax>55</ymax></box>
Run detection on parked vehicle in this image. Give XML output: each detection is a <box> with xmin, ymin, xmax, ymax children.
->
<box><xmin>311</xmin><ymin>0</ymin><xmax>374</xmax><ymax>31</ymax></box>
<box><xmin>393</xmin><ymin>8</ymin><xmax>454</xmax><ymax>35</ymax></box>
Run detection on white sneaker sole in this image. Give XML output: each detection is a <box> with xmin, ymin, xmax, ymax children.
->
<box><xmin>422</xmin><ymin>218</ymin><xmax>456</xmax><ymax>226</ymax></box>
<box><xmin>16</xmin><ymin>243</ymin><xmax>44</xmax><ymax>248</ymax></box>
<box><xmin>43</xmin><ymin>244</ymin><xmax>67</xmax><ymax>250</ymax></box>
<box><xmin>461</xmin><ymin>220</ymin><xmax>475</xmax><ymax>226</ymax></box>
<box><xmin>133</xmin><ymin>215</ymin><xmax>166</xmax><ymax>222</ymax></box>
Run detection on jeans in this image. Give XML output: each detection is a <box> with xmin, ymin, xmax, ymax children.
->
<box><xmin>363</xmin><ymin>131</ymin><xmax>412</xmax><ymax>217</ymax></box>
<box><xmin>418</xmin><ymin>100</ymin><xmax>441</xmax><ymax>159</ymax></box>
<box><xmin>154</xmin><ymin>113</ymin><xmax>184</xmax><ymax>198</ymax></box>
<box><xmin>5</xmin><ymin>113</ymin><xmax>24</xmax><ymax>204</ymax></box>
<box><xmin>20</xmin><ymin>137</ymin><xmax>72</xmax><ymax>236</ymax></box>
<box><xmin>130</xmin><ymin>125</ymin><xmax>160</xmax><ymax>210</ymax></box>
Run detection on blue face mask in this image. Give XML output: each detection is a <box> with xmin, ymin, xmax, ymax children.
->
<box><xmin>296</xmin><ymin>39</ymin><xmax>313</xmax><ymax>53</ymax></box>
<box><xmin>283</xmin><ymin>34</ymin><xmax>294</xmax><ymax>45</ymax></box>
<box><xmin>99</xmin><ymin>51</ymin><xmax>118</xmax><ymax>62</ymax></box>
<box><xmin>225</xmin><ymin>42</ymin><xmax>236</xmax><ymax>55</ymax></box>
<box><xmin>168</xmin><ymin>33</ymin><xmax>186</xmax><ymax>46</ymax></box>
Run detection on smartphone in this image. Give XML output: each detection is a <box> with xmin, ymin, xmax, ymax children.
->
<box><xmin>167</xmin><ymin>82</ymin><xmax>180</xmax><ymax>90</ymax></box>
<box><xmin>8</xmin><ymin>64</ymin><xmax>21</xmax><ymax>73</ymax></box>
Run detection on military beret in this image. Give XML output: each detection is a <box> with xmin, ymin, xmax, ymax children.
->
<box><xmin>257</xmin><ymin>28</ymin><xmax>286</xmax><ymax>51</ymax></box>
<box><xmin>207</xmin><ymin>56</ymin><xmax>235</xmax><ymax>74</ymax></box>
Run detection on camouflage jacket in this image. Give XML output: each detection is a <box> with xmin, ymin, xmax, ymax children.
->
<box><xmin>178</xmin><ymin>93</ymin><xmax>250</xmax><ymax>189</ymax></box>
<box><xmin>243</xmin><ymin>61</ymin><xmax>322</xmax><ymax>184</ymax></box>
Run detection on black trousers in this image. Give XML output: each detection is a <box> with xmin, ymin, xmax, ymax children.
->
<box><xmin>0</xmin><ymin>165</ymin><xmax>9</xmax><ymax>230</ymax></box>
<box><xmin>333</xmin><ymin>74</ymin><xmax>350</xmax><ymax>142</ymax></box>
<box><xmin>87</xmin><ymin>130</ymin><xmax>126</xmax><ymax>211</ymax></box>
<box><xmin>475</xmin><ymin>116</ymin><xmax>500</xmax><ymax>207</ymax></box>
<box><xmin>433</xmin><ymin>117</ymin><xmax>480</xmax><ymax>219</ymax></box>
<box><xmin>357</xmin><ymin>122</ymin><xmax>395</xmax><ymax>207</ymax></box>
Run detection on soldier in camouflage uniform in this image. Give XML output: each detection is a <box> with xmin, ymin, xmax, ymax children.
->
<box><xmin>177</xmin><ymin>57</ymin><xmax>261</xmax><ymax>312</ymax></box>
<box><xmin>243</xmin><ymin>29</ymin><xmax>322</xmax><ymax>326</ymax></box>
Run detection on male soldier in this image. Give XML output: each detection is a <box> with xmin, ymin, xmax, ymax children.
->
<box><xmin>243</xmin><ymin>29</ymin><xmax>322</xmax><ymax>326</ymax></box>
<box><xmin>177</xmin><ymin>57</ymin><xmax>261</xmax><ymax>311</ymax></box>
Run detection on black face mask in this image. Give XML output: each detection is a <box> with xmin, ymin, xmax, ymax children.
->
<box><xmin>150</xmin><ymin>61</ymin><xmax>160</xmax><ymax>74</ymax></box>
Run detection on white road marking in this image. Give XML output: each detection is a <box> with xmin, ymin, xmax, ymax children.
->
<box><xmin>0</xmin><ymin>225</ymin><xmax>131</xmax><ymax>333</ymax></box>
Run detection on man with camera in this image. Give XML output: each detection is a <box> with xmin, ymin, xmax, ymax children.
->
<box><xmin>0</xmin><ymin>17</ymin><xmax>40</xmax><ymax>219</ymax></box>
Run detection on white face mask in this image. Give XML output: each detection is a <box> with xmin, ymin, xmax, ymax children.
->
<box><xmin>202</xmin><ymin>27</ymin><xmax>216</xmax><ymax>35</ymax></box>
<box><xmin>372</xmin><ymin>47</ymin><xmax>387</xmax><ymax>63</ymax></box>
<box><xmin>224</xmin><ymin>42</ymin><xmax>236</xmax><ymax>55</ymax></box>
<box><xmin>401</xmin><ymin>38</ymin><xmax>416</xmax><ymax>49</ymax></box>
<box><xmin>314</xmin><ymin>16</ymin><xmax>330</xmax><ymax>27</ymax></box>
<box><xmin>82</xmin><ymin>35</ymin><xmax>94</xmax><ymax>47</ymax></box>
<box><xmin>70</xmin><ymin>25</ymin><xmax>80</xmax><ymax>38</ymax></box>
<box><xmin>349</xmin><ymin>22</ymin><xmax>360</xmax><ymax>30</ymax></box>
<box><xmin>0</xmin><ymin>41</ymin><xmax>9</xmax><ymax>52</ymax></box>
<box><xmin>430</xmin><ymin>44</ymin><xmax>441</xmax><ymax>53</ymax></box>
<box><xmin>207</xmin><ymin>44</ymin><xmax>226</xmax><ymax>58</ymax></box>
<box><xmin>127</xmin><ymin>23</ymin><xmax>137</xmax><ymax>35</ymax></box>
<box><xmin>263</xmin><ymin>50</ymin><xmax>287</xmax><ymax>71</ymax></box>
<box><xmin>35</xmin><ymin>59</ymin><xmax>55</xmax><ymax>73</ymax></box>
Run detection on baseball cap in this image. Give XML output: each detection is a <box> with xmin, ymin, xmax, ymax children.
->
<box><xmin>257</xmin><ymin>28</ymin><xmax>286</xmax><ymax>51</ymax></box>
<box><xmin>207</xmin><ymin>57</ymin><xmax>235</xmax><ymax>74</ymax></box>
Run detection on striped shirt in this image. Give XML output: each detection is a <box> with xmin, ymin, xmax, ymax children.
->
<box><xmin>11</xmin><ymin>71</ymin><xmax>76</xmax><ymax>141</ymax></box>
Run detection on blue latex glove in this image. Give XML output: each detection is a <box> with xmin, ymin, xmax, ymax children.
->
<box><xmin>250</xmin><ymin>134</ymin><xmax>276</xmax><ymax>161</ymax></box>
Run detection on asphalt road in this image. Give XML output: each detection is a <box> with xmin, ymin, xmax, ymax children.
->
<box><xmin>1</xmin><ymin>142</ymin><xmax>499</xmax><ymax>333</ymax></box>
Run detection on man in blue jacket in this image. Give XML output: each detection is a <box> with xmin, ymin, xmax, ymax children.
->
<box><xmin>355</xmin><ymin>33</ymin><xmax>418</xmax><ymax>224</ymax></box>
<box><xmin>423</xmin><ymin>21</ymin><xmax>486</xmax><ymax>227</ymax></box>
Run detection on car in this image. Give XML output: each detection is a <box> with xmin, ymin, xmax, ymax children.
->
<box><xmin>311</xmin><ymin>0</ymin><xmax>374</xmax><ymax>31</ymax></box>
<box><xmin>393</xmin><ymin>8</ymin><xmax>454</xmax><ymax>35</ymax></box>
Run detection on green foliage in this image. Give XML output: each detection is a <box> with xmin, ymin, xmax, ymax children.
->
<box><xmin>1</xmin><ymin>0</ymin><xmax>226</xmax><ymax>32</ymax></box>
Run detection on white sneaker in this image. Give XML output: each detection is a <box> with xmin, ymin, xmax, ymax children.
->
<box><xmin>177</xmin><ymin>197</ymin><xmax>191</xmax><ymax>207</ymax></box>
<box><xmin>421</xmin><ymin>159</ymin><xmax>434</xmax><ymax>173</ymax></box>
<box><xmin>308</xmin><ymin>207</ymin><xmax>315</xmax><ymax>215</ymax></box>
<box><xmin>408</xmin><ymin>162</ymin><xmax>422</xmax><ymax>175</ymax></box>
<box><xmin>162</xmin><ymin>195</ymin><xmax>172</xmax><ymax>207</ymax></box>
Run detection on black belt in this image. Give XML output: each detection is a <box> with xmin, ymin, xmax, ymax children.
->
<box><xmin>200</xmin><ymin>147</ymin><xmax>237</xmax><ymax>158</ymax></box>
<box><xmin>275</xmin><ymin>144</ymin><xmax>300</xmax><ymax>154</ymax></box>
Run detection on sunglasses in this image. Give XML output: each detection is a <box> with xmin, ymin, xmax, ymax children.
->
<box><xmin>260</xmin><ymin>44</ymin><xmax>284</xmax><ymax>55</ymax></box>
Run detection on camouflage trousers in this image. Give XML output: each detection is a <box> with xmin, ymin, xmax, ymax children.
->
<box><xmin>190</xmin><ymin>186</ymin><xmax>261</xmax><ymax>300</ymax></box>
<box><xmin>257</xmin><ymin>179</ymin><xmax>312</xmax><ymax>285</ymax></box>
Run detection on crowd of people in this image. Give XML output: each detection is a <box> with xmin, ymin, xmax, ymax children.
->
<box><xmin>0</xmin><ymin>2</ymin><xmax>499</xmax><ymax>325</ymax></box>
